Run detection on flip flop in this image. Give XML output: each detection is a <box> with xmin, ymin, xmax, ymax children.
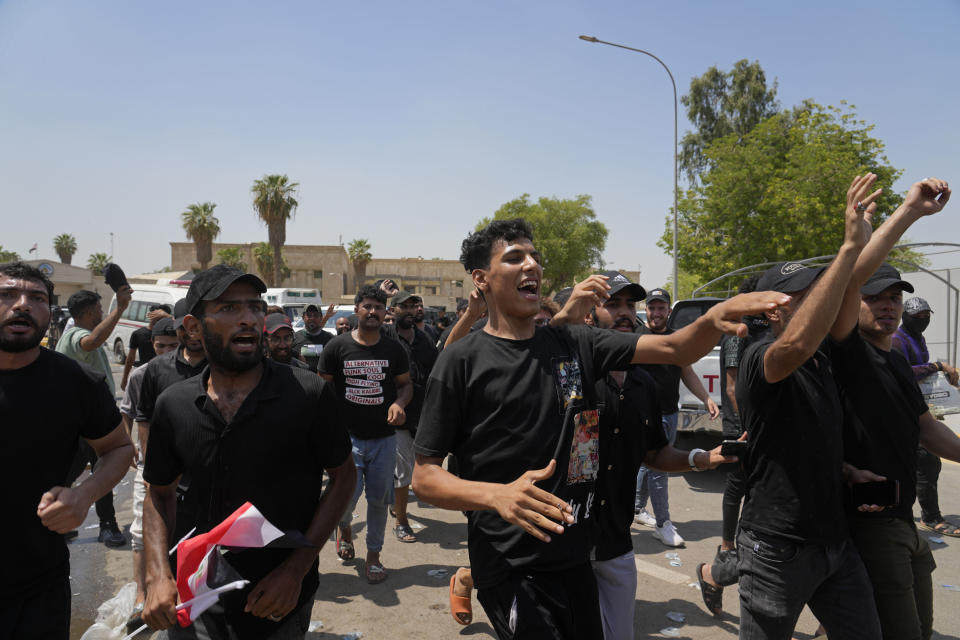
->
<box><xmin>920</xmin><ymin>519</ymin><xmax>960</xmax><ymax>537</ymax></box>
<box><xmin>696</xmin><ymin>563</ymin><xmax>723</xmax><ymax>617</ymax></box>
<box><xmin>336</xmin><ymin>529</ymin><xmax>355</xmax><ymax>561</ymax></box>
<box><xmin>449</xmin><ymin>574</ymin><xmax>472</xmax><ymax>625</ymax></box>
<box><xmin>366</xmin><ymin>561</ymin><xmax>388</xmax><ymax>584</ymax></box>
<box><xmin>394</xmin><ymin>523</ymin><xmax>417</xmax><ymax>543</ymax></box>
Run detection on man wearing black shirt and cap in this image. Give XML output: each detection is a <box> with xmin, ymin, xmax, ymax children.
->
<box><xmin>265</xmin><ymin>312</ymin><xmax>310</xmax><ymax>369</ymax></box>
<box><xmin>121</xmin><ymin>304</ymin><xmax>172</xmax><ymax>391</ymax></box>
<box><xmin>142</xmin><ymin>264</ymin><xmax>355</xmax><ymax>638</ymax></box>
<box><xmin>828</xmin><ymin>175</ymin><xmax>952</xmax><ymax>640</ymax></box>
<box><xmin>412</xmin><ymin>219</ymin><xmax>785</xmax><ymax>640</ymax></box>
<box><xmin>734</xmin><ymin>174</ymin><xmax>884</xmax><ymax>639</ymax></box>
<box><xmin>0</xmin><ymin>261</ymin><xmax>133</xmax><ymax>639</ymax></box>
<box><xmin>292</xmin><ymin>303</ymin><xmax>334</xmax><ymax>372</ymax></box>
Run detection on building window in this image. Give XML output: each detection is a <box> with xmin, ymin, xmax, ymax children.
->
<box><xmin>404</xmin><ymin>285</ymin><xmax>417</xmax><ymax>293</ymax></box>
<box><xmin>424</xmin><ymin>286</ymin><xmax>437</xmax><ymax>295</ymax></box>
<box><xmin>314</xmin><ymin>270</ymin><xmax>323</xmax><ymax>280</ymax></box>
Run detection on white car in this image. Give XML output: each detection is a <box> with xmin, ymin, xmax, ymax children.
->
<box><xmin>106</xmin><ymin>283</ymin><xmax>190</xmax><ymax>363</ymax></box>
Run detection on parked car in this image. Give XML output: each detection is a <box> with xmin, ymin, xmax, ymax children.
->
<box><xmin>322</xmin><ymin>305</ymin><xmax>356</xmax><ymax>336</ymax></box>
<box><xmin>665</xmin><ymin>298</ymin><xmax>726</xmax><ymax>433</ymax></box>
<box><xmin>106</xmin><ymin>284</ymin><xmax>190</xmax><ymax>363</ymax></box>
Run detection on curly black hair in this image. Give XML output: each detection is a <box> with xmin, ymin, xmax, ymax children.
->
<box><xmin>354</xmin><ymin>284</ymin><xmax>387</xmax><ymax>305</ymax></box>
<box><xmin>459</xmin><ymin>218</ymin><xmax>534</xmax><ymax>272</ymax></box>
<box><xmin>0</xmin><ymin>261</ymin><xmax>55</xmax><ymax>301</ymax></box>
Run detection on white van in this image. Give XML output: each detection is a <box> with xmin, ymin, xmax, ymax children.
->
<box><xmin>262</xmin><ymin>288</ymin><xmax>323</xmax><ymax>330</ymax></box>
<box><xmin>106</xmin><ymin>283</ymin><xmax>190</xmax><ymax>363</ymax></box>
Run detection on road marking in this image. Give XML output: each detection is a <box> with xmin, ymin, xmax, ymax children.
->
<box><xmin>634</xmin><ymin>556</ymin><xmax>690</xmax><ymax>585</ymax></box>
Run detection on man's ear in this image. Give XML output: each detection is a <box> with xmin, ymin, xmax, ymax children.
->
<box><xmin>472</xmin><ymin>268</ymin><xmax>488</xmax><ymax>293</ymax></box>
<box><xmin>183</xmin><ymin>315</ymin><xmax>203</xmax><ymax>341</ymax></box>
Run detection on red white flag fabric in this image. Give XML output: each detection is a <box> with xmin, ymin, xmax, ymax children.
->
<box><xmin>174</xmin><ymin>502</ymin><xmax>310</xmax><ymax>627</ymax></box>
<box><xmin>29</xmin><ymin>243</ymin><xmax>37</xmax><ymax>253</ymax></box>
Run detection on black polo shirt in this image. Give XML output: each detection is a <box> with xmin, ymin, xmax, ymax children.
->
<box><xmin>636</xmin><ymin>326</ymin><xmax>682</xmax><ymax>415</ymax></box>
<box><xmin>396</xmin><ymin>327</ymin><xmax>438</xmax><ymax>431</ymax></box>
<box><xmin>143</xmin><ymin>359</ymin><xmax>351</xmax><ymax>637</ymax></box>
<box><xmin>135</xmin><ymin>347</ymin><xmax>207</xmax><ymax>423</ymax></box>
<box><xmin>292</xmin><ymin>329</ymin><xmax>333</xmax><ymax>372</ymax></box>
<box><xmin>832</xmin><ymin>331</ymin><xmax>928</xmax><ymax>521</ymax></box>
<box><xmin>737</xmin><ymin>337</ymin><xmax>847</xmax><ymax>544</ymax></box>
<box><xmin>593</xmin><ymin>365</ymin><xmax>666</xmax><ymax>560</ymax></box>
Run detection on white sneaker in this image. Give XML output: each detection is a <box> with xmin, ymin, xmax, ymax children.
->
<box><xmin>634</xmin><ymin>509</ymin><xmax>657</xmax><ymax>528</ymax></box>
<box><xmin>653</xmin><ymin>520</ymin><xmax>685</xmax><ymax>547</ymax></box>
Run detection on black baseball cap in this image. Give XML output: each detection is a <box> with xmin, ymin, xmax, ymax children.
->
<box><xmin>151</xmin><ymin>317</ymin><xmax>176</xmax><ymax>337</ymax></box>
<box><xmin>184</xmin><ymin>264</ymin><xmax>267</xmax><ymax>316</ymax></box>
<box><xmin>645</xmin><ymin>288</ymin><xmax>671</xmax><ymax>305</ymax></box>
<box><xmin>393</xmin><ymin>291</ymin><xmax>422</xmax><ymax>306</ymax></box>
<box><xmin>173</xmin><ymin>298</ymin><xmax>188</xmax><ymax>329</ymax></box>
<box><xmin>553</xmin><ymin>287</ymin><xmax>574</xmax><ymax>307</ymax></box>
<box><xmin>264</xmin><ymin>312</ymin><xmax>292</xmax><ymax>335</ymax></box>
<box><xmin>599</xmin><ymin>271</ymin><xmax>646</xmax><ymax>301</ymax></box>
<box><xmin>304</xmin><ymin>304</ymin><xmax>321</xmax><ymax>313</ymax></box>
<box><xmin>757</xmin><ymin>262</ymin><xmax>826</xmax><ymax>294</ymax></box>
<box><xmin>861</xmin><ymin>263</ymin><xmax>914</xmax><ymax>295</ymax></box>
<box><xmin>904</xmin><ymin>297</ymin><xmax>933</xmax><ymax>315</ymax></box>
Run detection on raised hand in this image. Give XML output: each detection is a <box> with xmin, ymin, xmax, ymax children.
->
<box><xmin>903</xmin><ymin>177</ymin><xmax>951</xmax><ymax>217</ymax></box>
<box><xmin>705</xmin><ymin>291</ymin><xmax>791</xmax><ymax>337</ymax></box>
<box><xmin>845</xmin><ymin>174</ymin><xmax>883</xmax><ymax>249</ymax></box>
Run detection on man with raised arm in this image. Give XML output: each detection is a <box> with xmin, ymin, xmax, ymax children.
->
<box><xmin>733</xmin><ymin>175</ymin><xmax>882</xmax><ymax>639</ymax></box>
<box><xmin>411</xmin><ymin>219</ymin><xmax>785</xmax><ymax>640</ymax></box>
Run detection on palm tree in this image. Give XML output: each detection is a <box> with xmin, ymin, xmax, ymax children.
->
<box><xmin>181</xmin><ymin>202</ymin><xmax>221</xmax><ymax>271</ymax></box>
<box><xmin>53</xmin><ymin>234</ymin><xmax>78</xmax><ymax>264</ymax></box>
<box><xmin>252</xmin><ymin>242</ymin><xmax>289</xmax><ymax>283</ymax></box>
<box><xmin>0</xmin><ymin>246</ymin><xmax>20</xmax><ymax>263</ymax></box>
<box><xmin>347</xmin><ymin>238</ymin><xmax>372</xmax><ymax>292</ymax></box>
<box><xmin>216</xmin><ymin>247</ymin><xmax>247</xmax><ymax>272</ymax></box>
<box><xmin>251</xmin><ymin>174</ymin><xmax>299</xmax><ymax>287</ymax></box>
<box><xmin>87</xmin><ymin>252</ymin><xmax>110</xmax><ymax>274</ymax></box>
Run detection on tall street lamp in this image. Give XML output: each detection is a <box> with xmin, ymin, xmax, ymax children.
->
<box><xmin>579</xmin><ymin>35</ymin><xmax>679</xmax><ymax>301</ymax></box>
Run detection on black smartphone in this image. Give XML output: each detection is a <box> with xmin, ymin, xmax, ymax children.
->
<box><xmin>850</xmin><ymin>480</ymin><xmax>900</xmax><ymax>507</ymax></box>
<box><xmin>720</xmin><ymin>440</ymin><xmax>748</xmax><ymax>457</ymax></box>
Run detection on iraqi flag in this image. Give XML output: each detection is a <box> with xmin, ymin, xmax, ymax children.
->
<box><xmin>174</xmin><ymin>502</ymin><xmax>312</xmax><ymax>627</ymax></box>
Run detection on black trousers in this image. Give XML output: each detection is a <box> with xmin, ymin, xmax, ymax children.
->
<box><xmin>0</xmin><ymin>565</ymin><xmax>70</xmax><ymax>640</ymax></box>
<box><xmin>476</xmin><ymin>563</ymin><xmax>603</xmax><ymax>640</ymax></box>
<box><xmin>916</xmin><ymin>446</ymin><xmax>942</xmax><ymax>523</ymax></box>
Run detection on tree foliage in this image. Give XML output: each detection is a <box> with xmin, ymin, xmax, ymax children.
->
<box><xmin>216</xmin><ymin>247</ymin><xmax>247</xmax><ymax>272</ymax></box>
<box><xmin>251</xmin><ymin>174</ymin><xmax>299</xmax><ymax>287</ymax></box>
<box><xmin>680</xmin><ymin>60</ymin><xmax>779</xmax><ymax>185</ymax></box>
<box><xmin>53</xmin><ymin>234</ymin><xmax>77</xmax><ymax>264</ymax></box>
<box><xmin>347</xmin><ymin>239</ymin><xmax>372</xmax><ymax>292</ymax></box>
<box><xmin>87</xmin><ymin>252</ymin><xmax>110</xmax><ymax>274</ymax></box>
<box><xmin>181</xmin><ymin>202</ymin><xmax>221</xmax><ymax>271</ymax></box>
<box><xmin>252</xmin><ymin>242</ymin><xmax>289</xmax><ymax>284</ymax></box>
<box><xmin>659</xmin><ymin>102</ymin><xmax>903</xmax><ymax>284</ymax></box>
<box><xmin>479</xmin><ymin>194</ymin><xmax>607</xmax><ymax>295</ymax></box>
<box><xmin>0</xmin><ymin>246</ymin><xmax>20</xmax><ymax>263</ymax></box>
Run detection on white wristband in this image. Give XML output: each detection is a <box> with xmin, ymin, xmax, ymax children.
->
<box><xmin>688</xmin><ymin>448</ymin><xmax>707</xmax><ymax>471</ymax></box>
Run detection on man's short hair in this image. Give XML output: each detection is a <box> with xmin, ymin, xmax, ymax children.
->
<box><xmin>67</xmin><ymin>290</ymin><xmax>101</xmax><ymax>319</ymax></box>
<box><xmin>0</xmin><ymin>261</ymin><xmax>55</xmax><ymax>301</ymax></box>
<box><xmin>354</xmin><ymin>284</ymin><xmax>387</xmax><ymax>305</ymax></box>
<box><xmin>738</xmin><ymin>274</ymin><xmax>761</xmax><ymax>295</ymax></box>
<box><xmin>150</xmin><ymin>304</ymin><xmax>172</xmax><ymax>314</ymax></box>
<box><xmin>459</xmin><ymin>218</ymin><xmax>534</xmax><ymax>272</ymax></box>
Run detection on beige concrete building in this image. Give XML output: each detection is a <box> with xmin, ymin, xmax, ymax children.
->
<box><xmin>23</xmin><ymin>258</ymin><xmax>113</xmax><ymax>310</ymax></box>
<box><xmin>170</xmin><ymin>242</ymin><xmax>471</xmax><ymax>310</ymax></box>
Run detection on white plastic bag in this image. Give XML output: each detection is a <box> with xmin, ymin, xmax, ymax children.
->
<box><xmin>919</xmin><ymin>372</ymin><xmax>960</xmax><ymax>418</ymax></box>
<box><xmin>79</xmin><ymin>582</ymin><xmax>138</xmax><ymax>640</ymax></box>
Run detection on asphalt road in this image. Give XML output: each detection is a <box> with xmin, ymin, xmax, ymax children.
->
<box><xmin>67</xmin><ymin>364</ymin><xmax>960</xmax><ymax>639</ymax></box>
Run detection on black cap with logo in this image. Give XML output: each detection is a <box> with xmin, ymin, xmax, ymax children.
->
<box><xmin>645</xmin><ymin>288</ymin><xmax>671</xmax><ymax>305</ymax></box>
<box><xmin>184</xmin><ymin>265</ymin><xmax>267</xmax><ymax>316</ymax></box>
<box><xmin>861</xmin><ymin>263</ymin><xmax>914</xmax><ymax>296</ymax></box>
<box><xmin>757</xmin><ymin>262</ymin><xmax>826</xmax><ymax>294</ymax></box>
<box><xmin>598</xmin><ymin>270</ymin><xmax>646</xmax><ymax>301</ymax></box>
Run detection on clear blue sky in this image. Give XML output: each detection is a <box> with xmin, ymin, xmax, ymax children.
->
<box><xmin>2</xmin><ymin>0</ymin><xmax>957</xmax><ymax>288</ymax></box>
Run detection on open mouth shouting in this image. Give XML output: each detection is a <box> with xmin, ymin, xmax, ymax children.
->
<box><xmin>230</xmin><ymin>332</ymin><xmax>260</xmax><ymax>353</ymax></box>
<box><xmin>518</xmin><ymin>278</ymin><xmax>539</xmax><ymax>302</ymax></box>
<box><xmin>2</xmin><ymin>313</ymin><xmax>39</xmax><ymax>335</ymax></box>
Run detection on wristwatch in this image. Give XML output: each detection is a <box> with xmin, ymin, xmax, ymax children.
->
<box><xmin>688</xmin><ymin>448</ymin><xmax>707</xmax><ymax>471</ymax></box>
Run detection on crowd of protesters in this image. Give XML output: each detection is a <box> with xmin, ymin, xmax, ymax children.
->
<box><xmin>1</xmin><ymin>173</ymin><xmax>958</xmax><ymax>640</ymax></box>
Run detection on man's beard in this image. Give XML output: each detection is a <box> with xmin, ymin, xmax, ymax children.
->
<box><xmin>202</xmin><ymin>322</ymin><xmax>262</xmax><ymax>373</ymax></box>
<box><xmin>613</xmin><ymin>317</ymin><xmax>636</xmax><ymax>332</ymax></box>
<box><xmin>0</xmin><ymin>314</ymin><xmax>44</xmax><ymax>353</ymax></box>
<box><xmin>397</xmin><ymin>314</ymin><xmax>415</xmax><ymax>330</ymax></box>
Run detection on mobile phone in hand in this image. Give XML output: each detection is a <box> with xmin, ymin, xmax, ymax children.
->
<box><xmin>720</xmin><ymin>440</ymin><xmax>748</xmax><ymax>457</ymax></box>
<box><xmin>850</xmin><ymin>479</ymin><xmax>900</xmax><ymax>507</ymax></box>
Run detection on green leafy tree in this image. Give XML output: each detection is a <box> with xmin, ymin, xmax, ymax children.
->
<box><xmin>347</xmin><ymin>239</ymin><xmax>372</xmax><ymax>291</ymax></box>
<box><xmin>181</xmin><ymin>202</ymin><xmax>221</xmax><ymax>271</ymax></box>
<box><xmin>659</xmin><ymin>102</ymin><xmax>904</xmax><ymax>284</ymax></box>
<box><xmin>53</xmin><ymin>234</ymin><xmax>78</xmax><ymax>264</ymax></box>
<box><xmin>662</xmin><ymin>269</ymin><xmax>704</xmax><ymax>301</ymax></box>
<box><xmin>0</xmin><ymin>246</ymin><xmax>20</xmax><ymax>263</ymax></box>
<box><xmin>87</xmin><ymin>252</ymin><xmax>110</xmax><ymax>274</ymax></box>
<box><xmin>479</xmin><ymin>194</ymin><xmax>607</xmax><ymax>295</ymax></box>
<box><xmin>252</xmin><ymin>242</ymin><xmax>289</xmax><ymax>284</ymax></box>
<box><xmin>680</xmin><ymin>60</ymin><xmax>779</xmax><ymax>185</ymax></box>
<box><xmin>251</xmin><ymin>174</ymin><xmax>299</xmax><ymax>287</ymax></box>
<box><xmin>216</xmin><ymin>247</ymin><xmax>247</xmax><ymax>272</ymax></box>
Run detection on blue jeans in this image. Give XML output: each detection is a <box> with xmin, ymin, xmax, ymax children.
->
<box><xmin>339</xmin><ymin>434</ymin><xmax>396</xmax><ymax>554</ymax></box>
<box><xmin>635</xmin><ymin>412</ymin><xmax>678</xmax><ymax>526</ymax></box>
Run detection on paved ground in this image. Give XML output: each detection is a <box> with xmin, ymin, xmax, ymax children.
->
<box><xmin>67</xmin><ymin>365</ymin><xmax>960</xmax><ymax>638</ymax></box>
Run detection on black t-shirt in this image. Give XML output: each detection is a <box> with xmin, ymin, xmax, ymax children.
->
<box><xmin>129</xmin><ymin>327</ymin><xmax>156</xmax><ymax>365</ymax></box>
<box><xmin>396</xmin><ymin>328</ymin><xmax>439</xmax><ymax>432</ymax></box>
<box><xmin>1</xmin><ymin>349</ymin><xmax>120</xmax><ymax>594</ymax></box>
<box><xmin>737</xmin><ymin>337</ymin><xmax>847</xmax><ymax>544</ymax></box>
<box><xmin>636</xmin><ymin>326</ymin><xmax>682</xmax><ymax>415</ymax></box>
<box><xmin>279</xmin><ymin>356</ymin><xmax>311</xmax><ymax>370</ymax></box>
<box><xmin>594</xmin><ymin>364</ymin><xmax>666</xmax><ymax>560</ymax></box>
<box><xmin>292</xmin><ymin>329</ymin><xmax>333</xmax><ymax>372</ymax></box>
<box><xmin>414</xmin><ymin>324</ymin><xmax>637</xmax><ymax>588</ymax></box>
<box><xmin>135</xmin><ymin>347</ymin><xmax>207</xmax><ymax>423</ymax></box>
<box><xmin>832</xmin><ymin>331</ymin><xmax>928</xmax><ymax>521</ymax></box>
<box><xmin>436</xmin><ymin>324</ymin><xmax>454</xmax><ymax>351</ymax></box>
<box><xmin>719</xmin><ymin>335</ymin><xmax>745</xmax><ymax>438</ymax></box>
<box><xmin>317</xmin><ymin>332</ymin><xmax>410</xmax><ymax>440</ymax></box>
<box><xmin>144</xmin><ymin>359</ymin><xmax>351</xmax><ymax>639</ymax></box>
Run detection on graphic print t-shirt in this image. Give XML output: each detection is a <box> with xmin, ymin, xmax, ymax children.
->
<box><xmin>318</xmin><ymin>332</ymin><xmax>410</xmax><ymax>439</ymax></box>
<box><xmin>414</xmin><ymin>324</ymin><xmax>637</xmax><ymax>588</ymax></box>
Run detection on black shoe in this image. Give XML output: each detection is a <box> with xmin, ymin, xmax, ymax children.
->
<box><xmin>98</xmin><ymin>521</ymin><xmax>126</xmax><ymax>547</ymax></box>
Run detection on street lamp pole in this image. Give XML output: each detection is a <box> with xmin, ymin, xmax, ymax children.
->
<box><xmin>579</xmin><ymin>35</ymin><xmax>679</xmax><ymax>301</ymax></box>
